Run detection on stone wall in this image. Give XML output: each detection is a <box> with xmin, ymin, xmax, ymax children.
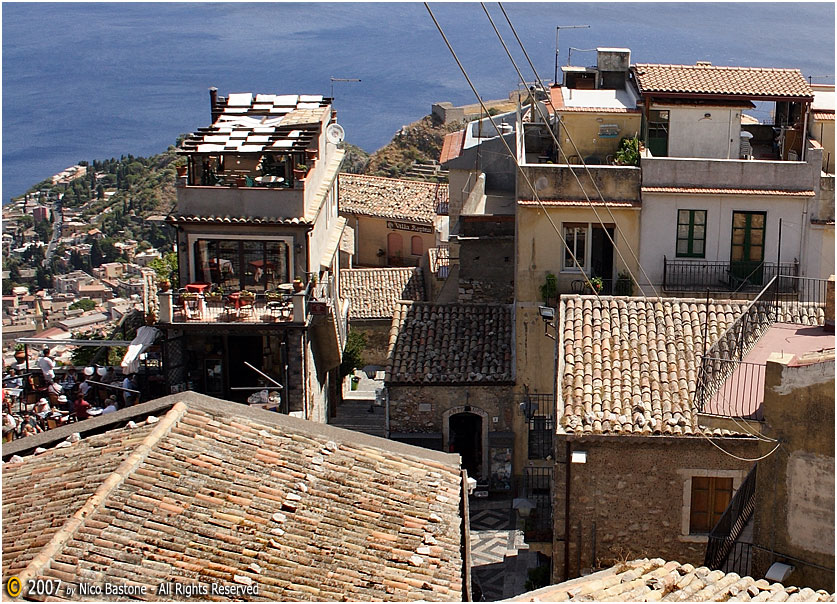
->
<box><xmin>349</xmin><ymin>319</ymin><xmax>391</xmax><ymax>367</ymax></box>
<box><xmin>457</xmin><ymin>237</ymin><xmax>515</xmax><ymax>304</ymax></box>
<box><xmin>752</xmin><ymin>353</ymin><xmax>835</xmax><ymax>592</ymax></box>
<box><xmin>552</xmin><ymin>435</ymin><xmax>757</xmax><ymax>582</ymax></box>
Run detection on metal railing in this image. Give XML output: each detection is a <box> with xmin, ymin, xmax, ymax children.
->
<box><xmin>705</xmin><ymin>464</ymin><xmax>757</xmax><ymax>572</ymax></box>
<box><xmin>157</xmin><ymin>289</ymin><xmax>303</xmax><ymax>324</ymax></box>
<box><xmin>695</xmin><ymin>275</ymin><xmax>828</xmax><ymax>416</ymax></box>
<box><xmin>663</xmin><ymin>256</ymin><xmax>799</xmax><ymax>292</ymax></box>
<box><xmin>431</xmin><ymin>244</ymin><xmax>451</xmax><ymax>280</ymax></box>
<box><xmin>522</xmin><ymin>467</ymin><xmax>553</xmax><ymax>536</ymax></box>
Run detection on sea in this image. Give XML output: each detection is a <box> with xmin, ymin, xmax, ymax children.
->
<box><xmin>2</xmin><ymin>2</ymin><xmax>834</xmax><ymax>202</ymax></box>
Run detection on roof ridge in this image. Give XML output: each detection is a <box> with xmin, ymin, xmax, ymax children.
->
<box><xmin>634</xmin><ymin>63</ymin><xmax>803</xmax><ymax>73</ymax></box>
<box><xmin>16</xmin><ymin>402</ymin><xmax>189</xmax><ymax>585</ymax></box>
<box><xmin>343</xmin><ymin>266</ymin><xmax>419</xmax><ymax>273</ymax></box>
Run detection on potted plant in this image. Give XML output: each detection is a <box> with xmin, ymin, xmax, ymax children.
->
<box><xmin>539</xmin><ymin>272</ymin><xmax>558</xmax><ymax>307</ymax></box>
<box><xmin>157</xmin><ymin>279</ymin><xmax>170</xmax><ymax>292</ymax></box>
<box><xmin>587</xmin><ymin>276</ymin><xmax>604</xmax><ymax>294</ymax></box>
<box><xmin>305</xmin><ymin>148</ymin><xmax>318</xmax><ymax>162</ymax></box>
<box><xmin>176</xmin><ymin>165</ymin><xmax>188</xmax><ymax>178</ymax></box>
<box><xmin>293</xmin><ymin>164</ymin><xmax>309</xmax><ymax>180</ymax></box>
<box><xmin>14</xmin><ymin>345</ymin><xmax>26</xmax><ymax>364</ymax></box>
<box><xmin>205</xmin><ymin>286</ymin><xmax>224</xmax><ymax>303</ymax></box>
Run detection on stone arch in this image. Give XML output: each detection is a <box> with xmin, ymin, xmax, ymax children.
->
<box><xmin>443</xmin><ymin>405</ymin><xmax>489</xmax><ymax>481</ymax></box>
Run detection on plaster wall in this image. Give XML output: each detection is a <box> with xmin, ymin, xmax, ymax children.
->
<box><xmin>641</xmin><ymin>156</ymin><xmax>816</xmax><ymax>191</ymax></box>
<box><xmin>344</xmin><ymin>215</ymin><xmax>434</xmax><ymax>267</ymax></box>
<box><xmin>348</xmin><ymin>319</ymin><xmax>391</xmax><ymax>366</ymax></box>
<box><xmin>751</xmin><ymin>355</ymin><xmax>835</xmax><ymax>591</ymax></box>
<box><xmin>518</xmin><ymin>165</ymin><xmax>640</xmax><ymax>202</ymax></box>
<box><xmin>811</xmin><ymin>118</ymin><xmax>835</xmax><ymax>173</ymax></box>
<box><xmin>551</xmin><ymin>436</ymin><xmax>756</xmax><ymax>581</ymax></box>
<box><xmin>515</xmin><ymin>205</ymin><xmax>641</xmax><ymax>298</ymax></box>
<box><xmin>638</xmin><ymin>194</ymin><xmax>809</xmax><ymax>288</ymax></box>
<box><xmin>307</xmin><ymin>177</ymin><xmax>339</xmax><ymax>275</ymax></box>
<box><xmin>663</xmin><ymin>106</ymin><xmax>743</xmax><ymax>159</ymax></box>
<box><xmin>558</xmin><ymin>112</ymin><xmax>642</xmax><ymax>161</ymax></box>
<box><xmin>805</xmin><ymin>225</ymin><xmax>836</xmax><ymax>281</ymax></box>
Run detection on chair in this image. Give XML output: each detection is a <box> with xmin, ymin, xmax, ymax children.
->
<box><xmin>571</xmin><ymin>279</ymin><xmax>586</xmax><ymax>294</ymax></box>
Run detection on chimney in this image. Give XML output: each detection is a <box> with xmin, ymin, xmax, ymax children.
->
<box><xmin>209</xmin><ymin>87</ymin><xmax>219</xmax><ymax>123</ymax></box>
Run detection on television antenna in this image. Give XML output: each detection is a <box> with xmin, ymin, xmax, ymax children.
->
<box><xmin>554</xmin><ymin>25</ymin><xmax>590</xmax><ymax>84</ymax></box>
<box><xmin>330</xmin><ymin>77</ymin><xmax>361</xmax><ymax>100</ymax></box>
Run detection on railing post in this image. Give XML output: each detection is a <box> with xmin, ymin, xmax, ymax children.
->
<box><xmin>663</xmin><ymin>255</ymin><xmax>667</xmax><ymax>290</ymax></box>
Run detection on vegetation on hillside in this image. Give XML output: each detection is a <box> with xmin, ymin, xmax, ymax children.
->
<box><xmin>363</xmin><ymin>115</ymin><xmax>461</xmax><ymax>179</ymax></box>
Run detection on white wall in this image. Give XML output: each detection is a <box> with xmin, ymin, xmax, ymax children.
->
<box><xmin>663</xmin><ymin>105</ymin><xmax>743</xmax><ymax>159</ymax></box>
<box><xmin>638</xmin><ymin>194</ymin><xmax>810</xmax><ymax>287</ymax></box>
<box><xmin>804</xmin><ymin>224</ymin><xmax>836</xmax><ymax>280</ymax></box>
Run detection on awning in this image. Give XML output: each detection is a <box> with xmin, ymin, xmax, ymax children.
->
<box><xmin>121</xmin><ymin>326</ymin><xmax>161</xmax><ymax>374</ymax></box>
<box><xmin>320</xmin><ymin>216</ymin><xmax>348</xmax><ymax>270</ymax></box>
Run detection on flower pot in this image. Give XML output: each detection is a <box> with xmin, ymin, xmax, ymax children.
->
<box><xmin>158</xmin><ymin>280</ymin><xmax>170</xmax><ymax>292</ymax></box>
<box><xmin>176</xmin><ymin>165</ymin><xmax>187</xmax><ymax>178</ymax></box>
<box><xmin>236</xmin><ymin>177</ymin><xmax>247</xmax><ymax>187</ymax></box>
<box><xmin>14</xmin><ymin>350</ymin><xmax>26</xmax><ymax>363</ymax></box>
<box><xmin>292</xmin><ymin>279</ymin><xmax>304</xmax><ymax>293</ymax></box>
<box><xmin>293</xmin><ymin>169</ymin><xmax>306</xmax><ymax>181</ymax></box>
<box><xmin>305</xmin><ymin>149</ymin><xmax>318</xmax><ymax>162</ymax></box>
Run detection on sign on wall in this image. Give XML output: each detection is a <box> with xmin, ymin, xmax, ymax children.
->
<box><xmin>386</xmin><ymin>221</ymin><xmax>433</xmax><ymax>234</ymax></box>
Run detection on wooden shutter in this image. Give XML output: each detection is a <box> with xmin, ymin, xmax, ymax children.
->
<box><xmin>690</xmin><ymin>476</ymin><xmax>733</xmax><ymax>534</ymax></box>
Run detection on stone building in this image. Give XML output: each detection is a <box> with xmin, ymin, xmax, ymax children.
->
<box><xmin>339</xmin><ymin>267</ymin><xmax>426</xmax><ymax>365</ymax></box>
<box><xmin>385</xmin><ymin>301</ymin><xmax>514</xmax><ymax>490</ymax></box>
<box><xmin>552</xmin><ymin>295</ymin><xmax>761</xmax><ymax>581</ymax></box>
<box><xmin>338</xmin><ymin>173</ymin><xmax>446</xmax><ymax>267</ymax></box>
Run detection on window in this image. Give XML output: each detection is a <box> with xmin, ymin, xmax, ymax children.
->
<box><xmin>193</xmin><ymin>239</ymin><xmax>290</xmax><ymax>292</ymax></box>
<box><xmin>563</xmin><ymin>223</ymin><xmax>587</xmax><ymax>270</ymax></box>
<box><xmin>676</xmin><ymin>210</ymin><xmax>707</xmax><ymax>258</ymax></box>
<box><xmin>411</xmin><ymin>235</ymin><xmax>423</xmax><ymax>256</ymax></box>
<box><xmin>689</xmin><ymin>476</ymin><xmax>733</xmax><ymax>534</ymax></box>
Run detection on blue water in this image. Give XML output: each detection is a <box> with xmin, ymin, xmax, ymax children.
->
<box><xmin>3</xmin><ymin>2</ymin><xmax>834</xmax><ymax>201</ymax></box>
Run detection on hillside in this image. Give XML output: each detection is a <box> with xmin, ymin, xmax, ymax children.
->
<box><xmin>363</xmin><ymin>114</ymin><xmax>462</xmax><ymax>180</ymax></box>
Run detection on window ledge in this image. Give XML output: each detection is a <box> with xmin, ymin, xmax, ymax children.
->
<box><xmin>679</xmin><ymin>534</ymin><xmax>709</xmax><ymax>543</ymax></box>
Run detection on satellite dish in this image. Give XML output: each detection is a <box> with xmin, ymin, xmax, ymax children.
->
<box><xmin>326</xmin><ymin>123</ymin><xmax>345</xmax><ymax>144</ymax></box>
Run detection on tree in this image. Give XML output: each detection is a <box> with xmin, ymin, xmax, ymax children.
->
<box><xmin>90</xmin><ymin>238</ymin><xmax>105</xmax><ymax>267</ymax></box>
<box><xmin>339</xmin><ymin>330</ymin><xmax>367</xmax><ymax>380</ymax></box>
<box><xmin>34</xmin><ymin>266</ymin><xmax>52</xmax><ymax>289</ymax></box>
<box><xmin>148</xmin><ymin>251</ymin><xmax>179</xmax><ymax>286</ymax></box>
<box><xmin>69</xmin><ymin>299</ymin><xmax>97</xmax><ymax>312</ymax></box>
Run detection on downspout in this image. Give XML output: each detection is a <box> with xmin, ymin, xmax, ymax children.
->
<box><xmin>564</xmin><ymin>440</ymin><xmax>572</xmax><ymax>580</ymax></box>
<box><xmin>800</xmin><ymin>102</ymin><xmax>809</xmax><ymax>162</ymax></box>
<box><xmin>385</xmin><ymin>387</ymin><xmax>390</xmax><ymax>439</ymax></box>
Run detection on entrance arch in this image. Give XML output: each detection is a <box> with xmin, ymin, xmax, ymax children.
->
<box><xmin>443</xmin><ymin>405</ymin><xmax>489</xmax><ymax>481</ymax></box>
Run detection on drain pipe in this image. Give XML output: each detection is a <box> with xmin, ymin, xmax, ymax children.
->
<box><xmin>564</xmin><ymin>440</ymin><xmax>572</xmax><ymax>580</ymax></box>
<box><xmin>385</xmin><ymin>387</ymin><xmax>390</xmax><ymax>438</ymax></box>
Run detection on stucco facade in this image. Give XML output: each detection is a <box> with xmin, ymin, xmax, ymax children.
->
<box><xmin>344</xmin><ymin>214</ymin><xmax>434</xmax><ymax>267</ymax></box>
<box><xmin>751</xmin><ymin>352</ymin><xmax>835</xmax><ymax>592</ymax></box>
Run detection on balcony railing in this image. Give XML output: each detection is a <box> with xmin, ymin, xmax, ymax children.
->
<box><xmin>528</xmin><ymin>415</ymin><xmax>554</xmax><ymax>460</ymax></box>
<box><xmin>663</xmin><ymin>257</ymin><xmax>799</xmax><ymax>293</ymax></box>
<box><xmin>705</xmin><ymin>464</ymin><xmax>757</xmax><ymax>574</ymax></box>
<box><xmin>430</xmin><ymin>244</ymin><xmax>451</xmax><ymax>280</ymax></box>
<box><xmin>694</xmin><ymin>275</ymin><xmax>828</xmax><ymax>416</ymax></box>
<box><xmin>156</xmin><ymin>288</ymin><xmax>309</xmax><ymax>325</ymax></box>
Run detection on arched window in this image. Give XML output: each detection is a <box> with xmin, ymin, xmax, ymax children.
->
<box><xmin>411</xmin><ymin>235</ymin><xmax>423</xmax><ymax>256</ymax></box>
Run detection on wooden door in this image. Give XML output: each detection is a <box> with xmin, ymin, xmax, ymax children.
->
<box><xmin>730</xmin><ymin>211</ymin><xmax>766</xmax><ymax>286</ymax></box>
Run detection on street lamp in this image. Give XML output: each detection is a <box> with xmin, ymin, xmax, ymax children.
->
<box><xmin>554</xmin><ymin>25</ymin><xmax>590</xmax><ymax>85</ymax></box>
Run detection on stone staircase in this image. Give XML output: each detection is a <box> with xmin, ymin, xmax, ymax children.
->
<box><xmin>405</xmin><ymin>160</ymin><xmax>449</xmax><ymax>182</ymax></box>
<box><xmin>330</xmin><ymin>398</ymin><xmax>386</xmax><ymax>437</ymax></box>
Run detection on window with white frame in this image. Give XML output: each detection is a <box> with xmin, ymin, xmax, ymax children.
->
<box><xmin>563</xmin><ymin>223</ymin><xmax>587</xmax><ymax>271</ymax></box>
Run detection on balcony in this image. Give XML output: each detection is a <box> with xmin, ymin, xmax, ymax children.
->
<box><xmin>156</xmin><ymin>288</ymin><xmax>310</xmax><ymax>326</ymax></box>
<box><xmin>663</xmin><ymin>257</ymin><xmax>799</xmax><ymax>293</ymax></box>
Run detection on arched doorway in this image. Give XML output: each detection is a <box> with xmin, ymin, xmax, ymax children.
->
<box><xmin>449</xmin><ymin>412</ymin><xmax>482</xmax><ymax>477</ymax></box>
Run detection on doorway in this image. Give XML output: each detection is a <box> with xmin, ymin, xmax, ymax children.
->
<box><xmin>227</xmin><ymin>335</ymin><xmax>264</xmax><ymax>401</ymax></box>
<box><xmin>730</xmin><ymin>211</ymin><xmax>766</xmax><ymax>285</ymax></box>
<box><xmin>449</xmin><ymin>412</ymin><xmax>483</xmax><ymax>478</ymax></box>
<box><xmin>591</xmin><ymin>225</ymin><xmax>615</xmax><ymax>293</ymax></box>
<box><xmin>387</xmin><ymin>232</ymin><xmax>403</xmax><ymax>265</ymax></box>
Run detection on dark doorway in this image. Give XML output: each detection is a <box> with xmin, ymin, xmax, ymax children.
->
<box><xmin>591</xmin><ymin>226</ymin><xmax>615</xmax><ymax>294</ymax></box>
<box><xmin>227</xmin><ymin>335</ymin><xmax>264</xmax><ymax>401</ymax></box>
<box><xmin>449</xmin><ymin>412</ymin><xmax>482</xmax><ymax>478</ymax></box>
<box><xmin>730</xmin><ymin>211</ymin><xmax>766</xmax><ymax>286</ymax></box>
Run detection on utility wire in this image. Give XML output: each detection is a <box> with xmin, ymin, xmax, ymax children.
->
<box><xmin>482</xmin><ymin>3</ymin><xmax>650</xmax><ymax>301</ymax></box>
<box><xmin>498</xmin><ymin>2</ymin><xmax>662</xmax><ymax>299</ymax></box>
<box><xmin>424</xmin><ymin>2</ymin><xmax>602</xmax><ymax>299</ymax></box>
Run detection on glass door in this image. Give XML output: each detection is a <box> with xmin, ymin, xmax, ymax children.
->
<box><xmin>730</xmin><ymin>211</ymin><xmax>766</xmax><ymax>286</ymax></box>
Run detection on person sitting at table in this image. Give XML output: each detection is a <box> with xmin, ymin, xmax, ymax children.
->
<box><xmin>34</xmin><ymin>397</ymin><xmax>51</xmax><ymax>419</ymax></box>
<box><xmin>101</xmin><ymin>395</ymin><xmax>119</xmax><ymax>414</ymax></box>
<box><xmin>3</xmin><ymin>368</ymin><xmax>23</xmax><ymax>390</ymax></box>
<box><xmin>56</xmin><ymin>394</ymin><xmax>70</xmax><ymax>412</ymax></box>
<box><xmin>74</xmin><ymin>392</ymin><xmax>92</xmax><ymax>421</ymax></box>
<box><xmin>21</xmin><ymin>419</ymin><xmax>39</xmax><ymax>437</ymax></box>
<box><xmin>102</xmin><ymin>367</ymin><xmax>118</xmax><ymax>385</ymax></box>
<box><xmin>61</xmin><ymin>367</ymin><xmax>77</xmax><ymax>390</ymax></box>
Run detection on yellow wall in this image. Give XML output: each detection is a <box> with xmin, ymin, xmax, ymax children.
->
<box><xmin>558</xmin><ymin>112</ymin><xmax>642</xmax><ymax>162</ymax></box>
<box><xmin>811</xmin><ymin>117</ymin><xmax>835</xmax><ymax>173</ymax></box>
<box><xmin>347</xmin><ymin>214</ymin><xmax>436</xmax><ymax>267</ymax></box>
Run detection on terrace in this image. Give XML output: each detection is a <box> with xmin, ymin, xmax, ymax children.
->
<box><xmin>695</xmin><ymin>275</ymin><xmax>832</xmax><ymax>420</ymax></box>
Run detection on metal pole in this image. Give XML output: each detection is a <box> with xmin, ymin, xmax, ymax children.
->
<box><xmin>243</xmin><ymin>361</ymin><xmax>283</xmax><ymax>388</ymax></box>
<box><xmin>554</xmin><ymin>25</ymin><xmax>590</xmax><ymax>85</ymax></box>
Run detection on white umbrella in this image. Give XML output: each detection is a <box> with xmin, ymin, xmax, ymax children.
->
<box><xmin>121</xmin><ymin>326</ymin><xmax>160</xmax><ymax>374</ymax></box>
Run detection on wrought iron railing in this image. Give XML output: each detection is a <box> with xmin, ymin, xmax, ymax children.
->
<box><xmin>157</xmin><ymin>288</ymin><xmax>307</xmax><ymax>325</ymax></box>
<box><xmin>663</xmin><ymin>256</ymin><xmax>799</xmax><ymax>292</ymax></box>
<box><xmin>522</xmin><ymin>467</ymin><xmax>553</xmax><ymax>536</ymax></box>
<box><xmin>694</xmin><ymin>275</ymin><xmax>828</xmax><ymax>416</ymax></box>
<box><xmin>705</xmin><ymin>464</ymin><xmax>757</xmax><ymax>572</ymax></box>
<box><xmin>697</xmin><ymin>359</ymin><xmax>766</xmax><ymax>420</ymax></box>
<box><xmin>431</xmin><ymin>244</ymin><xmax>451</xmax><ymax>280</ymax></box>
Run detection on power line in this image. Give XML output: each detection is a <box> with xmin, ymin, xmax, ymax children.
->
<box><xmin>498</xmin><ymin>3</ymin><xmax>662</xmax><ymax>300</ymax></box>
<box><xmin>423</xmin><ymin>2</ymin><xmax>602</xmax><ymax>299</ymax></box>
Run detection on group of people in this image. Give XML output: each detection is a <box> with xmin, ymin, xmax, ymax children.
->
<box><xmin>1</xmin><ymin>348</ymin><xmax>142</xmax><ymax>442</ymax></box>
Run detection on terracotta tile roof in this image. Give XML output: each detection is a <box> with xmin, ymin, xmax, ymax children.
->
<box><xmin>633</xmin><ymin>64</ymin><xmax>813</xmax><ymax>99</ymax></box>
<box><xmin>560</xmin><ymin>296</ymin><xmax>752</xmax><ymax>436</ymax></box>
<box><xmin>440</xmin><ymin>130</ymin><xmax>466</xmax><ymax>164</ymax></box>
<box><xmin>3</xmin><ymin>398</ymin><xmax>465</xmax><ymax>601</ymax></box>
<box><xmin>341</xmin><ymin>267</ymin><xmax>426</xmax><ymax>320</ymax></box>
<box><xmin>506</xmin><ymin>558</ymin><xmax>834</xmax><ymax>602</ymax></box>
<box><xmin>518</xmin><ymin>199</ymin><xmax>641</xmax><ymax>208</ymax></box>
<box><xmin>814</xmin><ymin>110</ymin><xmax>835</xmax><ymax>121</ymax></box>
<box><xmin>339</xmin><ymin>174</ymin><xmax>445</xmax><ymax>224</ymax></box>
<box><xmin>642</xmin><ymin>186</ymin><xmax>814</xmax><ymax>197</ymax></box>
<box><xmin>167</xmin><ymin>214</ymin><xmax>310</xmax><ymax>226</ymax></box>
<box><xmin>387</xmin><ymin>302</ymin><xmax>513</xmax><ymax>384</ymax></box>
